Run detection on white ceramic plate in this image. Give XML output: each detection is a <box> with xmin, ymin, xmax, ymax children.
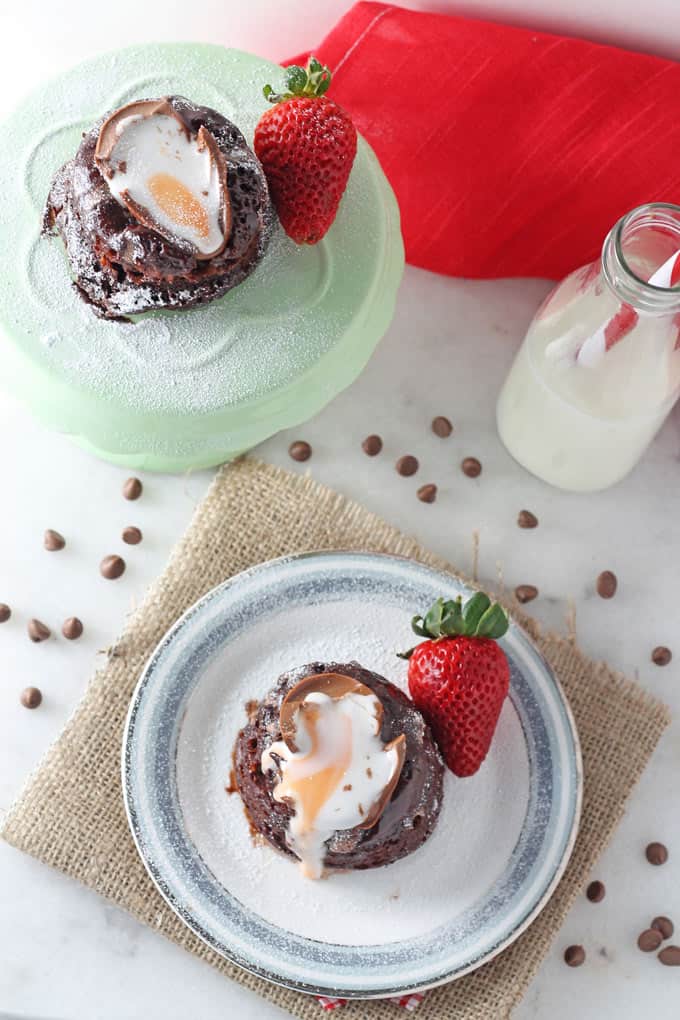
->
<box><xmin>123</xmin><ymin>552</ymin><xmax>582</xmax><ymax>998</ymax></box>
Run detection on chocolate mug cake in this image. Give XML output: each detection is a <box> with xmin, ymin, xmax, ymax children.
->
<box><xmin>43</xmin><ymin>95</ymin><xmax>273</xmax><ymax>319</ymax></box>
<box><xmin>234</xmin><ymin>661</ymin><xmax>444</xmax><ymax>878</ymax></box>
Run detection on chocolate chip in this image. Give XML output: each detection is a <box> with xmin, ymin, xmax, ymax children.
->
<box><xmin>0</xmin><ymin>603</ymin><xmax>10</xmax><ymax>623</ymax></box>
<box><xmin>417</xmin><ymin>484</ymin><xmax>437</xmax><ymax>504</ymax></box>
<box><xmin>396</xmin><ymin>455</ymin><xmax>419</xmax><ymax>477</ymax></box>
<box><xmin>100</xmin><ymin>555</ymin><xmax>126</xmax><ymax>580</ymax></box>
<box><xmin>431</xmin><ymin>416</ymin><xmax>453</xmax><ymax>438</ymax></box>
<box><xmin>658</xmin><ymin>945</ymin><xmax>680</xmax><ymax>966</ymax></box>
<box><xmin>288</xmin><ymin>440</ymin><xmax>312</xmax><ymax>462</ymax></box>
<box><xmin>596</xmin><ymin>570</ymin><xmax>617</xmax><ymax>598</ymax></box>
<box><xmin>62</xmin><ymin>617</ymin><xmax>83</xmax><ymax>640</ymax></box>
<box><xmin>28</xmin><ymin>618</ymin><xmax>50</xmax><ymax>643</ymax></box>
<box><xmin>44</xmin><ymin>529</ymin><xmax>65</xmax><ymax>551</ymax></box>
<box><xmin>646</xmin><ymin>842</ymin><xmax>668</xmax><ymax>865</ymax></box>
<box><xmin>564</xmin><ymin>945</ymin><xmax>585</xmax><ymax>967</ymax></box>
<box><xmin>515</xmin><ymin>584</ymin><xmax>538</xmax><ymax>604</ymax></box>
<box><xmin>651</xmin><ymin>646</ymin><xmax>672</xmax><ymax>666</ymax></box>
<box><xmin>638</xmin><ymin>928</ymin><xmax>663</xmax><ymax>952</ymax></box>
<box><xmin>361</xmin><ymin>434</ymin><xmax>383</xmax><ymax>456</ymax></box>
<box><xmin>461</xmin><ymin>457</ymin><xmax>482</xmax><ymax>478</ymax></box>
<box><xmin>122</xmin><ymin>477</ymin><xmax>143</xmax><ymax>500</ymax></box>
<box><xmin>122</xmin><ymin>526</ymin><xmax>143</xmax><ymax>545</ymax></box>
<box><xmin>517</xmin><ymin>510</ymin><xmax>538</xmax><ymax>529</ymax></box>
<box><xmin>652</xmin><ymin>916</ymin><xmax>674</xmax><ymax>940</ymax></box>
<box><xmin>586</xmin><ymin>880</ymin><xmax>605</xmax><ymax>903</ymax></box>
<box><xmin>20</xmin><ymin>686</ymin><xmax>42</xmax><ymax>709</ymax></box>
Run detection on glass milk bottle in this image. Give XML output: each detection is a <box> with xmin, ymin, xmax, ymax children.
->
<box><xmin>497</xmin><ymin>203</ymin><xmax>680</xmax><ymax>491</ymax></box>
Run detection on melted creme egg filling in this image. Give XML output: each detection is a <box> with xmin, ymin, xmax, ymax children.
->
<box><xmin>262</xmin><ymin>674</ymin><xmax>406</xmax><ymax>879</ymax></box>
<box><xmin>94</xmin><ymin>99</ymin><xmax>230</xmax><ymax>259</ymax></box>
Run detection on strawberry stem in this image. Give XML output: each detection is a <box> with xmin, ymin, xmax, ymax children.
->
<box><xmin>263</xmin><ymin>56</ymin><xmax>332</xmax><ymax>104</ymax></box>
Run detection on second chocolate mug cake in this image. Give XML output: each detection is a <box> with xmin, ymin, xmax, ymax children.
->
<box><xmin>234</xmin><ymin>661</ymin><xmax>445</xmax><ymax>878</ymax></box>
<box><xmin>43</xmin><ymin>95</ymin><xmax>274</xmax><ymax>319</ymax></box>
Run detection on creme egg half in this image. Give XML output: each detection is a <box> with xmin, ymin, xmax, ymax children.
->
<box><xmin>94</xmin><ymin>98</ymin><xmax>230</xmax><ymax>259</ymax></box>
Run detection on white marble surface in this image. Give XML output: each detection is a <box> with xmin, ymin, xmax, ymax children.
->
<box><xmin>2</xmin><ymin>2</ymin><xmax>680</xmax><ymax>1018</ymax></box>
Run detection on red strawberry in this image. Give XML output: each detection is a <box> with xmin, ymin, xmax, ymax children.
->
<box><xmin>400</xmin><ymin>594</ymin><xmax>510</xmax><ymax>777</ymax></box>
<box><xmin>254</xmin><ymin>57</ymin><xmax>357</xmax><ymax>245</ymax></box>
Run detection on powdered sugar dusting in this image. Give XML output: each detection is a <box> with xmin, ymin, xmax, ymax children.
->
<box><xmin>177</xmin><ymin>597</ymin><xmax>530</xmax><ymax>946</ymax></box>
<box><xmin>2</xmin><ymin>46</ymin><xmax>385</xmax><ymax>417</ymax></box>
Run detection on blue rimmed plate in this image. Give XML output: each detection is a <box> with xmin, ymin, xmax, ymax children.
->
<box><xmin>122</xmin><ymin>552</ymin><xmax>582</xmax><ymax>998</ymax></box>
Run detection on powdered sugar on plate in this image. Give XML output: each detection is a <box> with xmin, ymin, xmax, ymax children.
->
<box><xmin>126</xmin><ymin>552</ymin><xmax>580</xmax><ymax>992</ymax></box>
<box><xmin>177</xmin><ymin>597</ymin><xmax>530</xmax><ymax>946</ymax></box>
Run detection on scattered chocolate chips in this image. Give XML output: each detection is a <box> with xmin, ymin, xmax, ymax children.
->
<box><xmin>515</xmin><ymin>584</ymin><xmax>538</xmax><ymax>604</ymax></box>
<box><xmin>517</xmin><ymin>510</ymin><xmax>538</xmax><ymax>529</ymax></box>
<box><xmin>396</xmin><ymin>455</ymin><xmax>419</xmax><ymax>477</ymax></box>
<box><xmin>596</xmin><ymin>570</ymin><xmax>617</xmax><ymax>599</ymax></box>
<box><xmin>638</xmin><ymin>928</ymin><xmax>663</xmax><ymax>952</ymax></box>
<box><xmin>288</xmin><ymin>440</ymin><xmax>312</xmax><ymax>462</ymax></box>
<box><xmin>586</xmin><ymin>880</ymin><xmax>605</xmax><ymax>903</ymax></box>
<box><xmin>27</xmin><ymin>618</ymin><xmax>50</xmax><ymax>643</ymax></box>
<box><xmin>361</xmin><ymin>434</ymin><xmax>383</xmax><ymax>456</ymax></box>
<box><xmin>564</xmin><ymin>945</ymin><xmax>585</xmax><ymax>967</ymax></box>
<box><xmin>646</xmin><ymin>842</ymin><xmax>668</xmax><ymax>866</ymax></box>
<box><xmin>20</xmin><ymin>686</ymin><xmax>42</xmax><ymax>709</ymax></box>
<box><xmin>100</xmin><ymin>554</ymin><xmax>126</xmax><ymax>580</ymax></box>
<box><xmin>417</xmin><ymin>484</ymin><xmax>437</xmax><ymax>504</ymax></box>
<box><xmin>431</xmin><ymin>416</ymin><xmax>453</xmax><ymax>438</ymax></box>
<box><xmin>0</xmin><ymin>603</ymin><xmax>10</xmax><ymax>623</ymax></box>
<box><xmin>461</xmin><ymin>457</ymin><xmax>482</xmax><ymax>478</ymax></box>
<box><xmin>652</xmin><ymin>916</ymin><xmax>674</xmax><ymax>940</ymax></box>
<box><xmin>651</xmin><ymin>646</ymin><xmax>672</xmax><ymax>667</ymax></box>
<box><xmin>122</xmin><ymin>526</ymin><xmax>143</xmax><ymax>545</ymax></box>
<box><xmin>44</xmin><ymin>528</ymin><xmax>65</xmax><ymax>551</ymax></box>
<box><xmin>62</xmin><ymin>617</ymin><xmax>83</xmax><ymax>640</ymax></box>
<box><xmin>658</xmin><ymin>946</ymin><xmax>680</xmax><ymax>966</ymax></box>
<box><xmin>123</xmin><ymin>477</ymin><xmax>143</xmax><ymax>500</ymax></box>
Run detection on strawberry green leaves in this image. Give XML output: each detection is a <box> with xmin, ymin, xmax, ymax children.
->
<box><xmin>408</xmin><ymin>593</ymin><xmax>509</xmax><ymax>645</ymax></box>
<box><xmin>461</xmin><ymin>592</ymin><xmax>490</xmax><ymax>633</ymax></box>
<box><xmin>263</xmin><ymin>56</ymin><xmax>332</xmax><ymax>104</ymax></box>
<box><xmin>284</xmin><ymin>65</ymin><xmax>309</xmax><ymax>94</ymax></box>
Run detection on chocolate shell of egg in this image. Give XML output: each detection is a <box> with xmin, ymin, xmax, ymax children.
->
<box><xmin>94</xmin><ymin>98</ymin><xmax>231</xmax><ymax>258</ymax></box>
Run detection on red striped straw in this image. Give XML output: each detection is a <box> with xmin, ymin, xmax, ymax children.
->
<box><xmin>575</xmin><ymin>249</ymin><xmax>680</xmax><ymax>366</ymax></box>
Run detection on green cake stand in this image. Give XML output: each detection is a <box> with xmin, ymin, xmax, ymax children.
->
<box><xmin>0</xmin><ymin>44</ymin><xmax>404</xmax><ymax>471</ymax></box>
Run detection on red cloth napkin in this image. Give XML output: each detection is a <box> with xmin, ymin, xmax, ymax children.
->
<box><xmin>290</xmin><ymin>2</ymin><xmax>680</xmax><ymax>280</ymax></box>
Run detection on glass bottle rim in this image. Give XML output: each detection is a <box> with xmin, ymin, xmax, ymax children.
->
<box><xmin>603</xmin><ymin>202</ymin><xmax>680</xmax><ymax>313</ymax></box>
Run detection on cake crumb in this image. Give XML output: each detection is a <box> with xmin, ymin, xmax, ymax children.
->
<box><xmin>225</xmin><ymin>769</ymin><xmax>238</xmax><ymax>795</ymax></box>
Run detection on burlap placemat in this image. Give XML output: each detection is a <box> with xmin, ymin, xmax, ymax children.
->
<box><xmin>2</xmin><ymin>458</ymin><xmax>670</xmax><ymax>1019</ymax></box>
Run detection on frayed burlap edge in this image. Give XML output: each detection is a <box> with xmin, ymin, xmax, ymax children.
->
<box><xmin>1</xmin><ymin>458</ymin><xmax>670</xmax><ymax>1020</ymax></box>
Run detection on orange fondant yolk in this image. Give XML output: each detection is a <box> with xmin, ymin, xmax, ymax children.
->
<box><xmin>147</xmin><ymin>172</ymin><xmax>210</xmax><ymax>238</ymax></box>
